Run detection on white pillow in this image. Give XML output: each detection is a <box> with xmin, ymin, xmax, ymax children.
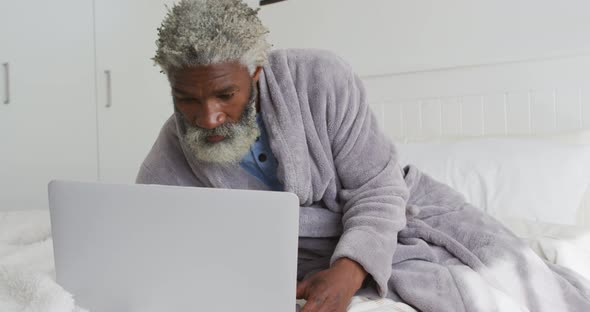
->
<box><xmin>396</xmin><ymin>138</ymin><xmax>590</xmax><ymax>225</ymax></box>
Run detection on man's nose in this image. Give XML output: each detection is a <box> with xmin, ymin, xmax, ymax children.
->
<box><xmin>195</xmin><ymin>102</ymin><xmax>226</xmax><ymax>129</ymax></box>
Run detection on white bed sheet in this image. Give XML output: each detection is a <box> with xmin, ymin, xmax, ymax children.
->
<box><xmin>1</xmin><ymin>210</ymin><xmax>588</xmax><ymax>312</ymax></box>
<box><xmin>495</xmin><ymin>215</ymin><xmax>590</xmax><ymax>280</ymax></box>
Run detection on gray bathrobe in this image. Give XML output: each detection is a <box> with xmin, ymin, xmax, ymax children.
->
<box><xmin>137</xmin><ymin>49</ymin><xmax>590</xmax><ymax>311</ymax></box>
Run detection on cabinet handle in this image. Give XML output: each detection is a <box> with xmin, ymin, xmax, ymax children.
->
<box><xmin>105</xmin><ymin>70</ymin><xmax>112</xmax><ymax>108</ymax></box>
<box><xmin>2</xmin><ymin>63</ymin><xmax>9</xmax><ymax>105</ymax></box>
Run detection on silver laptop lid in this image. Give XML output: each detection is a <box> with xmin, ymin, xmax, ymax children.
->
<box><xmin>48</xmin><ymin>180</ymin><xmax>299</xmax><ymax>312</ymax></box>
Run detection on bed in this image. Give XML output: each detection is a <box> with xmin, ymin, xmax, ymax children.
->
<box><xmin>1</xmin><ymin>209</ymin><xmax>588</xmax><ymax>312</ymax></box>
<box><xmin>363</xmin><ymin>53</ymin><xmax>590</xmax><ymax>227</ymax></box>
<box><xmin>1</xmin><ymin>54</ymin><xmax>590</xmax><ymax>311</ymax></box>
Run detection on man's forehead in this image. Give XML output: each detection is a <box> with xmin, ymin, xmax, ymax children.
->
<box><xmin>171</xmin><ymin>84</ymin><xmax>239</xmax><ymax>96</ymax></box>
<box><xmin>169</xmin><ymin>62</ymin><xmax>249</xmax><ymax>92</ymax></box>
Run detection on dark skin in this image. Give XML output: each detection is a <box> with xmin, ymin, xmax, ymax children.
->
<box><xmin>168</xmin><ymin>62</ymin><xmax>368</xmax><ymax>312</ymax></box>
<box><xmin>297</xmin><ymin>258</ymin><xmax>367</xmax><ymax>312</ymax></box>
<box><xmin>169</xmin><ymin>62</ymin><xmax>262</xmax><ymax>130</ymax></box>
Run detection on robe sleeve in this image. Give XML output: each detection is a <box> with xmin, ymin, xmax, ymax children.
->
<box><xmin>326</xmin><ymin>59</ymin><xmax>409</xmax><ymax>297</ymax></box>
<box><xmin>136</xmin><ymin>163</ymin><xmax>173</xmax><ymax>185</ymax></box>
<box><xmin>135</xmin><ymin>116</ymin><xmax>200</xmax><ymax>187</ymax></box>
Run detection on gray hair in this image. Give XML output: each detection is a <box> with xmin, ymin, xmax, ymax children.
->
<box><xmin>153</xmin><ymin>0</ymin><xmax>271</xmax><ymax>74</ymax></box>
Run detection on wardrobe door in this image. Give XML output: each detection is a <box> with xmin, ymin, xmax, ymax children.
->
<box><xmin>95</xmin><ymin>0</ymin><xmax>175</xmax><ymax>183</ymax></box>
<box><xmin>0</xmin><ymin>1</ymin><xmax>97</xmax><ymax>210</ymax></box>
<box><xmin>0</xmin><ymin>2</ymin><xmax>9</xmax><ymax>210</ymax></box>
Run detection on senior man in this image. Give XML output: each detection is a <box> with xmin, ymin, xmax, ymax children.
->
<box><xmin>137</xmin><ymin>1</ymin><xmax>590</xmax><ymax>312</ymax></box>
<box><xmin>138</xmin><ymin>0</ymin><xmax>404</xmax><ymax>309</ymax></box>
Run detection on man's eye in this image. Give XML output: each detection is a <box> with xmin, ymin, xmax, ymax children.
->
<box><xmin>218</xmin><ymin>93</ymin><xmax>234</xmax><ymax>100</ymax></box>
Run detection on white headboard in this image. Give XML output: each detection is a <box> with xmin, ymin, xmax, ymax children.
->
<box><xmin>362</xmin><ymin>54</ymin><xmax>590</xmax><ymax>226</ymax></box>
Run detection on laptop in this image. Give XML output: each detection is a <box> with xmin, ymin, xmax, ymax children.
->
<box><xmin>48</xmin><ymin>180</ymin><xmax>300</xmax><ymax>312</ymax></box>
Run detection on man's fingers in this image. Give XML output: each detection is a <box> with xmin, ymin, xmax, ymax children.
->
<box><xmin>296</xmin><ymin>280</ymin><xmax>307</xmax><ymax>299</ymax></box>
<box><xmin>300</xmin><ymin>295</ymin><xmax>324</xmax><ymax>312</ymax></box>
<box><xmin>313</xmin><ymin>299</ymin><xmax>329</xmax><ymax>312</ymax></box>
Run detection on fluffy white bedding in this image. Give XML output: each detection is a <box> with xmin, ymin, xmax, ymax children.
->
<box><xmin>0</xmin><ymin>210</ymin><xmax>588</xmax><ymax>312</ymax></box>
<box><xmin>0</xmin><ymin>210</ymin><xmax>86</xmax><ymax>312</ymax></box>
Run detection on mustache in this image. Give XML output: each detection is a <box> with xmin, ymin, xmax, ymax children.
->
<box><xmin>191</xmin><ymin>121</ymin><xmax>237</xmax><ymax>138</ymax></box>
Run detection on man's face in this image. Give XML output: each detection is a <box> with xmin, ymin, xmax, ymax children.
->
<box><xmin>169</xmin><ymin>62</ymin><xmax>262</xmax><ymax>164</ymax></box>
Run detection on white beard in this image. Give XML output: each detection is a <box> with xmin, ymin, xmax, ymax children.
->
<box><xmin>181</xmin><ymin>86</ymin><xmax>260</xmax><ymax>166</ymax></box>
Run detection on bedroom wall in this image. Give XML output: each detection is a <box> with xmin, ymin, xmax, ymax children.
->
<box><xmin>258</xmin><ymin>0</ymin><xmax>590</xmax><ymax>77</ymax></box>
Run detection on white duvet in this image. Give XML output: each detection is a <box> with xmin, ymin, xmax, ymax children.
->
<box><xmin>1</xmin><ymin>210</ymin><xmax>588</xmax><ymax>312</ymax></box>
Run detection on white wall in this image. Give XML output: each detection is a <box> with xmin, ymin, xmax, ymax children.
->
<box><xmin>259</xmin><ymin>0</ymin><xmax>590</xmax><ymax>77</ymax></box>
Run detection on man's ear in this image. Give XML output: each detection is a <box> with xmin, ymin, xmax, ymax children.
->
<box><xmin>252</xmin><ymin>66</ymin><xmax>263</xmax><ymax>82</ymax></box>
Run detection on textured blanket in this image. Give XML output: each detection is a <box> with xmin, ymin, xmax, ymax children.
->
<box><xmin>0</xmin><ymin>210</ymin><xmax>87</xmax><ymax>312</ymax></box>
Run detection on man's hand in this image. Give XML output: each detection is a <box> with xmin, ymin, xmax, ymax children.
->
<box><xmin>296</xmin><ymin>258</ymin><xmax>367</xmax><ymax>312</ymax></box>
